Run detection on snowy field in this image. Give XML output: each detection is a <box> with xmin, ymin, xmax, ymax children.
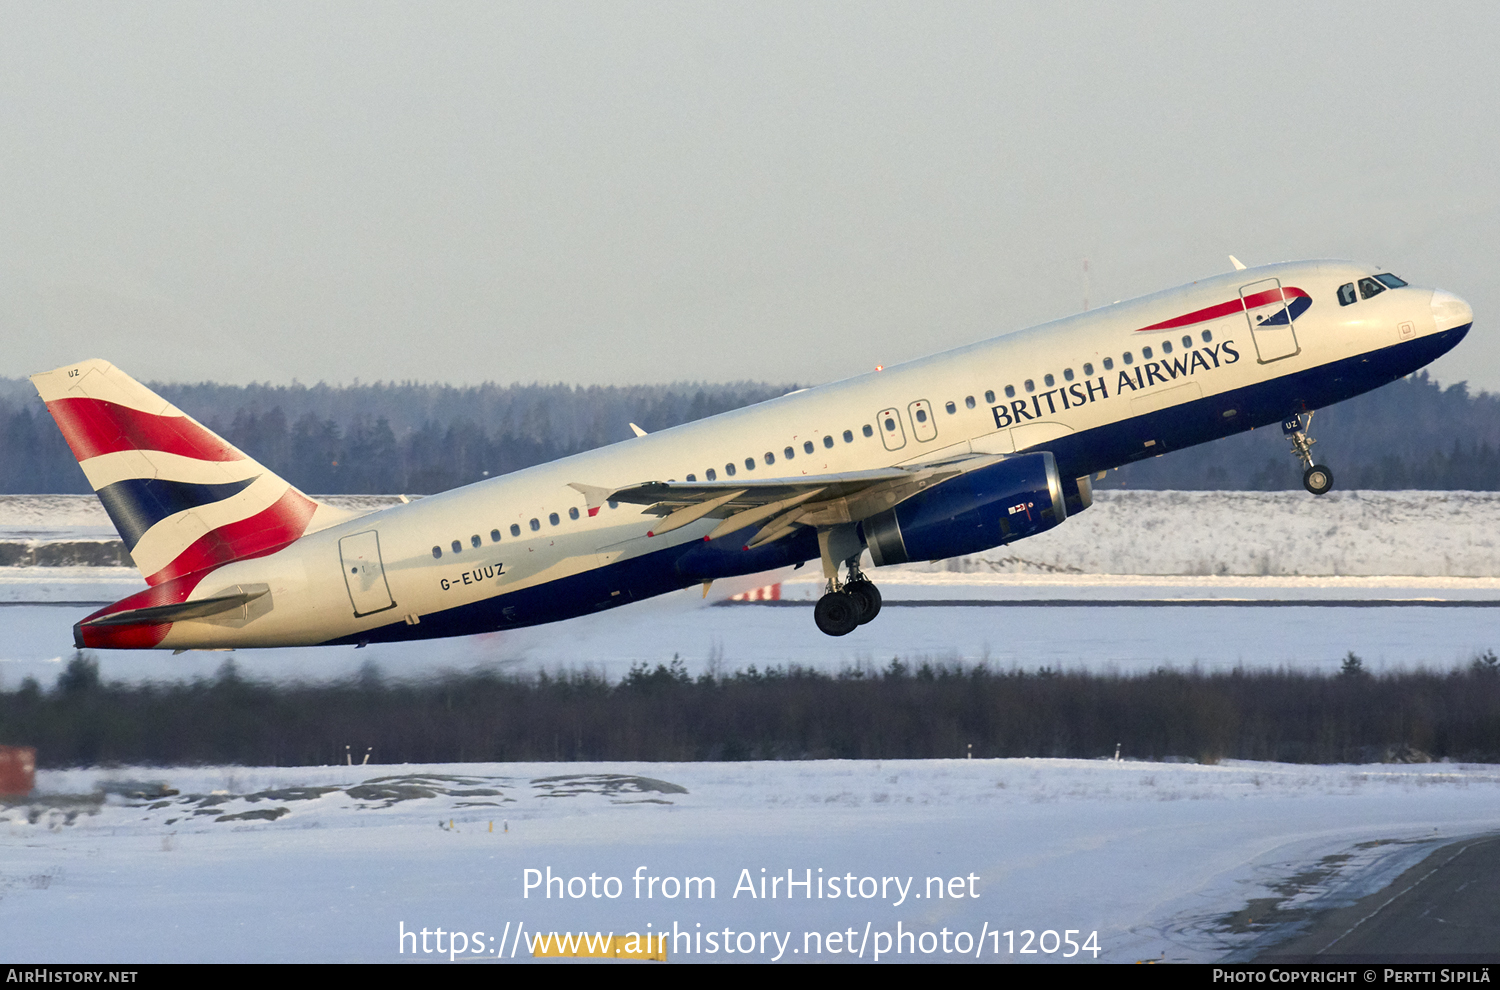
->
<box><xmin>3</xmin><ymin>571</ymin><xmax>1500</xmax><ymax>687</ymax></box>
<box><xmin>2</xmin><ymin>489</ymin><xmax>1500</xmax><ymax>687</ymax></box>
<box><xmin>3</xmin><ymin>490</ymin><xmax>1498</xmax><ymax>576</ymax></box>
<box><xmin>4</xmin><ymin>759</ymin><xmax>1499</xmax><ymax>963</ymax></box>
<box><xmin>3</xmin><ymin>493</ymin><xmax>1499</xmax><ymax>964</ymax></box>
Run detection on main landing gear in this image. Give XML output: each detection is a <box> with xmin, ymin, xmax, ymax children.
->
<box><xmin>816</xmin><ymin>565</ymin><xmax>883</xmax><ymax>637</ymax></box>
<box><xmin>1283</xmin><ymin>411</ymin><xmax>1334</xmax><ymax>496</ymax></box>
<box><xmin>814</xmin><ymin>525</ymin><xmax>882</xmax><ymax>637</ymax></box>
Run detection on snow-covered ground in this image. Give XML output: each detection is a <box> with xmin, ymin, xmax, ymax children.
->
<box><xmin>3</xmin><ymin>495</ymin><xmax>1497</xmax><ymax>964</ymax></box>
<box><xmin>3</xmin><ymin>759</ymin><xmax>1498</xmax><ymax>963</ymax></box>
<box><xmin>3</xmin><ymin>572</ymin><xmax>1499</xmax><ymax>687</ymax></box>
<box><xmin>1</xmin><ymin>491</ymin><xmax>1498</xmax><ymax>687</ymax></box>
<box><xmin>2</xmin><ymin>490</ymin><xmax>1498</xmax><ymax>575</ymax></box>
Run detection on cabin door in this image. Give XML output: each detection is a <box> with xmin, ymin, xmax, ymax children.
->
<box><xmin>1240</xmin><ymin>277</ymin><xmax>1300</xmax><ymax>363</ymax></box>
<box><xmin>340</xmin><ymin>530</ymin><xmax>396</xmax><ymax>617</ymax></box>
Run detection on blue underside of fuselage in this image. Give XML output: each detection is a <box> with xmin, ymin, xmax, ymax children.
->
<box><xmin>324</xmin><ymin>324</ymin><xmax>1470</xmax><ymax>646</ymax></box>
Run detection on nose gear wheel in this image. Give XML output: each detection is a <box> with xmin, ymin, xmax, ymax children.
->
<box><xmin>1283</xmin><ymin>411</ymin><xmax>1334</xmax><ymax>496</ymax></box>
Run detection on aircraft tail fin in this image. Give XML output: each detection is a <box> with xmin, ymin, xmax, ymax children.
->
<box><xmin>31</xmin><ymin>359</ymin><xmax>355</xmax><ymax>586</ymax></box>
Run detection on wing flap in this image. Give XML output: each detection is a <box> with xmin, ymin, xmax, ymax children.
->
<box><xmin>577</xmin><ymin>454</ymin><xmax>1010</xmax><ymax>542</ymax></box>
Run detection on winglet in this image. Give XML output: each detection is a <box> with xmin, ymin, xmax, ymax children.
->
<box><xmin>629</xmin><ymin>423</ymin><xmax>648</xmax><ymax>438</ymax></box>
<box><xmin>1229</xmin><ymin>255</ymin><xmax>1247</xmax><ymax>271</ymax></box>
<box><xmin>567</xmin><ymin>482</ymin><xmax>614</xmax><ymax>517</ymax></box>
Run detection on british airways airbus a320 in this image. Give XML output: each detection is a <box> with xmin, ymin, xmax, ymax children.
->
<box><xmin>33</xmin><ymin>259</ymin><xmax>1472</xmax><ymax>649</ymax></box>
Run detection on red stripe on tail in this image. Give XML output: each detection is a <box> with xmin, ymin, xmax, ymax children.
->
<box><xmin>45</xmin><ymin>397</ymin><xmax>243</xmax><ymax>463</ymax></box>
<box><xmin>145</xmin><ymin>489</ymin><xmax>318</xmax><ymax>586</ymax></box>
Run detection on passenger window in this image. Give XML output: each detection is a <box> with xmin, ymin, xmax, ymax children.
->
<box><xmin>883</xmin><ymin>416</ymin><xmax>896</xmax><ymax>432</ymax></box>
<box><xmin>945</xmin><ymin>401</ymin><xmax>956</xmax><ymax>414</ymax></box>
<box><xmin>1103</xmin><ymin>357</ymin><xmax>1114</xmax><ymax>370</ymax></box>
<box><xmin>1358</xmin><ymin>278</ymin><xmax>1385</xmax><ymax>300</ymax></box>
<box><xmin>784</xmin><ymin>446</ymin><xmax>795</xmax><ymax>459</ymax></box>
<box><xmin>432</xmin><ymin>546</ymin><xmax>442</xmax><ymax>559</ymax></box>
<box><xmin>765</xmin><ymin>451</ymin><xmax>775</xmax><ymax>465</ymax></box>
<box><xmin>964</xmin><ymin>396</ymin><xmax>975</xmax><ymax>409</ymax></box>
<box><xmin>984</xmin><ymin>390</ymin><xmax>995</xmax><ymax>403</ymax></box>
<box><xmin>471</xmin><ymin>534</ymin><xmax>481</xmax><ymax>548</ymax></box>
<box><xmin>452</xmin><ymin>540</ymin><xmax>463</xmax><ymax>553</ymax></box>
<box><xmin>1181</xmin><ymin>336</ymin><xmax>1192</xmax><ymax>349</ymax></box>
<box><xmin>914</xmin><ymin>409</ymin><xmax>927</xmax><ymax>423</ymax></box>
<box><xmin>803</xmin><ymin>441</ymin><xmax>814</xmax><ymax>454</ymax></box>
<box><xmin>1201</xmin><ymin>330</ymin><xmax>1212</xmax><ymax>343</ymax></box>
<box><xmin>529</xmin><ymin>519</ymin><xmax>540</xmax><ymax>532</ymax></box>
<box><xmin>725</xmin><ymin>463</ymin><xmax>736</xmax><ymax>476</ymax></box>
<box><xmin>569</xmin><ymin>507</ymin><xmax>579</xmax><ymax>520</ymax></box>
<box><xmin>1063</xmin><ymin>368</ymin><xmax>1074</xmax><ymax>382</ymax></box>
<box><xmin>843</xmin><ymin>429</ymin><xmax>853</xmax><ymax>442</ymax></box>
<box><xmin>1143</xmin><ymin>346</ymin><xmax>1153</xmax><ymax>359</ymax></box>
<box><xmin>1161</xmin><ymin>341</ymin><xmax>1172</xmax><ymax>354</ymax></box>
<box><xmin>862</xmin><ymin>424</ymin><xmax>873</xmax><ymax>437</ymax></box>
<box><xmin>510</xmin><ymin>524</ymin><xmax>521</xmax><ymax>537</ymax></box>
<box><xmin>1004</xmin><ymin>385</ymin><xmax>1015</xmax><ymax>398</ymax></box>
<box><xmin>1338</xmin><ymin>283</ymin><xmax>1357</xmax><ymax>305</ymax></box>
<box><xmin>1043</xmin><ymin>374</ymin><xmax>1054</xmax><ymax>387</ymax></box>
<box><xmin>686</xmin><ymin>473</ymin><xmax>696</xmax><ymax>482</ymax></box>
<box><xmin>744</xmin><ymin>457</ymin><xmax>755</xmax><ymax>471</ymax></box>
<box><xmin>1123</xmin><ymin>352</ymin><xmax>1133</xmax><ymax>365</ymax></box>
<box><xmin>490</xmin><ymin>529</ymin><xmax>501</xmax><ymax>542</ymax></box>
<box><xmin>823</xmin><ymin>435</ymin><xmax>834</xmax><ymax>448</ymax></box>
<box><xmin>707</xmin><ymin>468</ymin><xmax>717</xmax><ymax>481</ymax></box>
<box><xmin>1083</xmin><ymin>362</ymin><xmax>1094</xmax><ymax>376</ymax></box>
<box><xmin>1024</xmin><ymin>379</ymin><xmax>1035</xmax><ymax>392</ymax></box>
<box><xmin>608</xmin><ymin>500</ymin><xmax>618</xmax><ymax>509</ymax></box>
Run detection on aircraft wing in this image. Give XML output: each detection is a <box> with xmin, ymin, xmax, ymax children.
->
<box><xmin>570</xmin><ymin>453</ymin><xmax>1004</xmax><ymax>548</ymax></box>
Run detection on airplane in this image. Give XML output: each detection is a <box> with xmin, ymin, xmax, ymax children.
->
<box><xmin>31</xmin><ymin>259</ymin><xmax>1472</xmax><ymax>649</ymax></box>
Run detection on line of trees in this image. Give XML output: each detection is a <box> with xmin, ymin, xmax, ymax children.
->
<box><xmin>0</xmin><ymin>379</ymin><xmax>796</xmax><ymax>495</ymax></box>
<box><xmin>6</xmin><ymin>652</ymin><xmax>1498</xmax><ymax>768</ymax></box>
<box><xmin>0</xmin><ymin>370</ymin><xmax>1496</xmax><ymax>493</ymax></box>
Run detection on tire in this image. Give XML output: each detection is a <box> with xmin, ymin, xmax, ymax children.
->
<box><xmin>814</xmin><ymin>592</ymin><xmax>860</xmax><ymax>636</ymax></box>
<box><xmin>845</xmin><ymin>580</ymin><xmax>882</xmax><ymax>624</ymax></box>
<box><xmin>1303</xmin><ymin>464</ymin><xmax>1334</xmax><ymax>496</ymax></box>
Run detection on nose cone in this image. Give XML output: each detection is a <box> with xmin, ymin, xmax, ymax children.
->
<box><xmin>1431</xmin><ymin>289</ymin><xmax>1473</xmax><ymax>332</ymax></box>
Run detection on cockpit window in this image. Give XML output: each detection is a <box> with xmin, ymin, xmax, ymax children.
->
<box><xmin>1374</xmin><ymin>273</ymin><xmax>1408</xmax><ymax>289</ymax></box>
<box><xmin>1337</xmin><ymin>283</ymin><xmax>1357</xmax><ymax>306</ymax></box>
<box><xmin>1358</xmin><ymin>277</ymin><xmax>1385</xmax><ymax>300</ymax></box>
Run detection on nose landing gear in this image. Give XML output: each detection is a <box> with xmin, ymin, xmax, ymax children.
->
<box><xmin>1283</xmin><ymin>412</ymin><xmax>1334</xmax><ymax>495</ymax></box>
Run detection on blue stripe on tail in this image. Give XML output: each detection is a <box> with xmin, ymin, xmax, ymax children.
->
<box><xmin>97</xmin><ymin>476</ymin><xmax>260</xmax><ymax>550</ymax></box>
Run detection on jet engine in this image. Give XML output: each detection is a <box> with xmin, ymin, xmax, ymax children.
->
<box><xmin>862</xmin><ymin>451</ymin><xmax>1070</xmax><ymax>566</ymax></box>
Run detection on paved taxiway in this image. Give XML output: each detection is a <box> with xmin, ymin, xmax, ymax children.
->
<box><xmin>1261</xmin><ymin>833</ymin><xmax>1500</xmax><ymax>963</ymax></box>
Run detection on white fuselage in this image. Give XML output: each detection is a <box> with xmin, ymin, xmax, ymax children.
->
<box><xmin>155</xmin><ymin>260</ymin><xmax>1470</xmax><ymax>649</ymax></box>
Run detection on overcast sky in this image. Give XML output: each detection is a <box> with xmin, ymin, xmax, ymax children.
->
<box><xmin>1</xmin><ymin>2</ymin><xmax>1496</xmax><ymax>391</ymax></box>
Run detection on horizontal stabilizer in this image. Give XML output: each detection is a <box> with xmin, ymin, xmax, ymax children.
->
<box><xmin>79</xmin><ymin>585</ymin><xmax>269</xmax><ymax>629</ymax></box>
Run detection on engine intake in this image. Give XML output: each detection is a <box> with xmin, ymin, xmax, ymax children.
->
<box><xmin>863</xmin><ymin>451</ymin><xmax>1068</xmax><ymax>566</ymax></box>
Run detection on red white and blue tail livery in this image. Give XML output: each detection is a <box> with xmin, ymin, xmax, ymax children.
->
<box><xmin>33</xmin><ymin>260</ymin><xmax>1474</xmax><ymax>649</ymax></box>
<box><xmin>31</xmin><ymin>360</ymin><xmax>354</xmax><ymax>647</ymax></box>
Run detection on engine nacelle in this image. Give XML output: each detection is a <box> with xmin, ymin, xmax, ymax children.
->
<box><xmin>863</xmin><ymin>452</ymin><xmax>1067</xmax><ymax>566</ymax></box>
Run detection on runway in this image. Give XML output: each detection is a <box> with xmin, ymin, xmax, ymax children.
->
<box><xmin>1260</xmin><ymin>833</ymin><xmax>1500</xmax><ymax>963</ymax></box>
<box><xmin>2</xmin><ymin>570</ymin><xmax>1499</xmax><ymax>688</ymax></box>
